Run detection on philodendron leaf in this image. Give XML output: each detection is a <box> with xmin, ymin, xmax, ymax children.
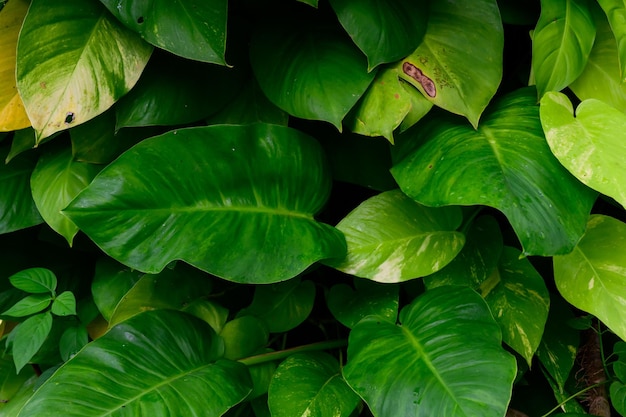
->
<box><xmin>250</xmin><ymin>19</ymin><xmax>376</xmax><ymax>129</ymax></box>
<box><xmin>64</xmin><ymin>124</ymin><xmax>345</xmax><ymax>283</ymax></box>
<box><xmin>100</xmin><ymin>0</ymin><xmax>227</xmax><ymax>65</ymax></box>
<box><xmin>91</xmin><ymin>257</ymin><xmax>143</xmax><ymax>322</ymax></box>
<box><xmin>540</xmin><ymin>91</ymin><xmax>626</xmax><ymax>208</ymax></box>
<box><xmin>327</xmin><ymin>278</ymin><xmax>399</xmax><ymax>328</ymax></box>
<box><xmin>16</xmin><ymin>310</ymin><xmax>252</xmax><ymax>416</ymax></box>
<box><xmin>8</xmin><ymin>268</ymin><xmax>56</xmax><ymax>294</ymax></box>
<box><xmin>532</xmin><ymin>0</ymin><xmax>595</xmax><ymax>98</ymax></box>
<box><xmin>16</xmin><ymin>0</ymin><xmax>153</xmax><ymax>142</ymax></box>
<box><xmin>0</xmin><ymin>0</ymin><xmax>30</xmax><ymax>131</ymax></box>
<box><xmin>268</xmin><ymin>352</ymin><xmax>361</xmax><ymax>417</ymax></box>
<box><xmin>396</xmin><ymin>0</ymin><xmax>503</xmax><ymax>127</ymax></box>
<box><xmin>554</xmin><ymin>215</ymin><xmax>626</xmax><ymax>341</ymax></box>
<box><xmin>10</xmin><ymin>311</ymin><xmax>53</xmax><ymax>373</ymax></box>
<box><xmin>597</xmin><ymin>0</ymin><xmax>626</xmax><ymax>81</ymax></box>
<box><xmin>392</xmin><ymin>87</ymin><xmax>597</xmax><ymax>256</ymax></box>
<box><xmin>220</xmin><ymin>316</ymin><xmax>269</xmax><ymax>361</ymax></box>
<box><xmin>329</xmin><ymin>0</ymin><xmax>428</xmax><ymax>70</ymax></box>
<box><xmin>343</xmin><ymin>286</ymin><xmax>517</xmax><ymax>417</ymax></box>
<box><xmin>325</xmin><ymin>189</ymin><xmax>464</xmax><ymax>283</ymax></box>
<box><xmin>30</xmin><ymin>147</ymin><xmax>102</xmax><ymax>245</ymax></box>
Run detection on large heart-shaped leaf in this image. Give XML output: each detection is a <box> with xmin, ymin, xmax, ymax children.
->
<box><xmin>391</xmin><ymin>87</ymin><xmax>597</xmax><ymax>256</ymax></box>
<box><xmin>396</xmin><ymin>0</ymin><xmax>504</xmax><ymax>127</ymax></box>
<box><xmin>597</xmin><ymin>0</ymin><xmax>626</xmax><ymax>81</ymax></box>
<box><xmin>99</xmin><ymin>0</ymin><xmax>227</xmax><ymax>65</ymax></box>
<box><xmin>343</xmin><ymin>285</ymin><xmax>517</xmax><ymax>417</ymax></box>
<box><xmin>63</xmin><ymin>124</ymin><xmax>346</xmax><ymax>283</ymax></box>
<box><xmin>540</xmin><ymin>91</ymin><xmax>626</xmax><ymax>208</ymax></box>
<box><xmin>554</xmin><ymin>214</ymin><xmax>626</xmax><ymax>341</ymax></box>
<box><xmin>328</xmin><ymin>0</ymin><xmax>428</xmax><ymax>70</ymax></box>
<box><xmin>250</xmin><ymin>19</ymin><xmax>376</xmax><ymax>129</ymax></box>
<box><xmin>16</xmin><ymin>0</ymin><xmax>153</xmax><ymax>142</ymax></box>
<box><xmin>325</xmin><ymin>189</ymin><xmax>464</xmax><ymax>283</ymax></box>
<box><xmin>268</xmin><ymin>352</ymin><xmax>361</xmax><ymax>417</ymax></box>
<box><xmin>0</xmin><ymin>0</ymin><xmax>30</xmax><ymax>131</ymax></box>
<box><xmin>30</xmin><ymin>147</ymin><xmax>101</xmax><ymax>245</ymax></box>
<box><xmin>16</xmin><ymin>309</ymin><xmax>252</xmax><ymax>416</ymax></box>
<box><xmin>532</xmin><ymin>0</ymin><xmax>595</xmax><ymax>98</ymax></box>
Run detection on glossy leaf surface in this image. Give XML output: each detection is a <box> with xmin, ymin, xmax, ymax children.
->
<box><xmin>326</xmin><ymin>189</ymin><xmax>464</xmax><ymax>282</ymax></box>
<box><xmin>17</xmin><ymin>310</ymin><xmax>252</xmax><ymax>416</ymax></box>
<box><xmin>64</xmin><ymin>124</ymin><xmax>346</xmax><ymax>283</ymax></box>
<box><xmin>100</xmin><ymin>0</ymin><xmax>227</xmax><ymax>64</ymax></box>
<box><xmin>329</xmin><ymin>0</ymin><xmax>428</xmax><ymax>70</ymax></box>
<box><xmin>91</xmin><ymin>258</ymin><xmax>142</xmax><ymax>322</ymax></box>
<box><xmin>532</xmin><ymin>0</ymin><xmax>595</xmax><ymax>97</ymax></box>
<box><xmin>8</xmin><ymin>268</ymin><xmax>56</xmax><ymax>294</ymax></box>
<box><xmin>397</xmin><ymin>0</ymin><xmax>503</xmax><ymax>127</ymax></box>
<box><xmin>0</xmin><ymin>148</ymin><xmax>42</xmax><ymax>233</ymax></box>
<box><xmin>344</xmin><ymin>286</ymin><xmax>516</xmax><ymax>417</ymax></box>
<box><xmin>554</xmin><ymin>215</ymin><xmax>626</xmax><ymax>341</ymax></box>
<box><xmin>16</xmin><ymin>0</ymin><xmax>152</xmax><ymax>141</ymax></box>
<box><xmin>268</xmin><ymin>352</ymin><xmax>361</xmax><ymax>417</ymax></box>
<box><xmin>598</xmin><ymin>0</ymin><xmax>626</xmax><ymax>81</ymax></box>
<box><xmin>392</xmin><ymin>87</ymin><xmax>597</xmax><ymax>256</ymax></box>
<box><xmin>327</xmin><ymin>278</ymin><xmax>399</xmax><ymax>328</ymax></box>
<box><xmin>250</xmin><ymin>20</ymin><xmax>376</xmax><ymax>129</ymax></box>
<box><xmin>540</xmin><ymin>91</ymin><xmax>626</xmax><ymax>208</ymax></box>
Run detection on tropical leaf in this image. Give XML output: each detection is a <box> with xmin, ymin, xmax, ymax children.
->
<box><xmin>2</xmin><ymin>294</ymin><xmax>52</xmax><ymax>317</ymax></box>
<box><xmin>220</xmin><ymin>316</ymin><xmax>269</xmax><ymax>360</ymax></box>
<box><xmin>91</xmin><ymin>257</ymin><xmax>142</xmax><ymax>322</ymax></box>
<box><xmin>554</xmin><ymin>214</ymin><xmax>626</xmax><ymax>341</ymax></box>
<box><xmin>16</xmin><ymin>0</ymin><xmax>152</xmax><ymax>141</ymax></box>
<box><xmin>8</xmin><ymin>268</ymin><xmax>56</xmax><ymax>294</ymax></box>
<box><xmin>51</xmin><ymin>291</ymin><xmax>76</xmax><ymax>316</ymax></box>
<box><xmin>343</xmin><ymin>286</ymin><xmax>517</xmax><ymax>417</ymax></box>
<box><xmin>532</xmin><ymin>0</ymin><xmax>595</xmax><ymax>98</ymax></box>
<box><xmin>63</xmin><ymin>124</ymin><xmax>346</xmax><ymax>283</ymax></box>
<box><xmin>10</xmin><ymin>311</ymin><xmax>52</xmax><ymax>373</ymax></box>
<box><xmin>391</xmin><ymin>87</ymin><xmax>597</xmax><ymax>256</ymax></box>
<box><xmin>268</xmin><ymin>352</ymin><xmax>361</xmax><ymax>417</ymax></box>
<box><xmin>0</xmin><ymin>0</ymin><xmax>30</xmax><ymax>131</ymax></box>
<box><xmin>597</xmin><ymin>0</ymin><xmax>626</xmax><ymax>81</ymax></box>
<box><xmin>16</xmin><ymin>310</ymin><xmax>253</xmax><ymax>416</ymax></box>
<box><xmin>396</xmin><ymin>0</ymin><xmax>504</xmax><ymax>127</ymax></box>
<box><xmin>325</xmin><ymin>189</ymin><xmax>464</xmax><ymax>283</ymax></box>
<box><xmin>59</xmin><ymin>325</ymin><xmax>88</xmax><ymax>362</ymax></box>
<box><xmin>0</xmin><ymin>351</ymin><xmax>35</xmax><ymax>405</ymax></box>
<box><xmin>329</xmin><ymin>0</ymin><xmax>428</xmax><ymax>70</ymax></box>
<box><xmin>99</xmin><ymin>0</ymin><xmax>228</xmax><ymax>64</ymax></box>
<box><xmin>540</xmin><ymin>91</ymin><xmax>626</xmax><ymax>208</ymax></box>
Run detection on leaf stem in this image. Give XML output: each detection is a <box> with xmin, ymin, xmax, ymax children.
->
<box><xmin>238</xmin><ymin>339</ymin><xmax>347</xmax><ymax>366</ymax></box>
<box><xmin>539</xmin><ymin>381</ymin><xmax>607</xmax><ymax>417</ymax></box>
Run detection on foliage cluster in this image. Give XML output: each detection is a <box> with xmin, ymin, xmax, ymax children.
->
<box><xmin>1</xmin><ymin>0</ymin><xmax>626</xmax><ymax>416</ymax></box>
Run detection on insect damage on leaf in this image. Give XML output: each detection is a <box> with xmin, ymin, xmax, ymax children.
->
<box><xmin>65</xmin><ymin>112</ymin><xmax>75</xmax><ymax>124</ymax></box>
<box><xmin>402</xmin><ymin>62</ymin><xmax>436</xmax><ymax>98</ymax></box>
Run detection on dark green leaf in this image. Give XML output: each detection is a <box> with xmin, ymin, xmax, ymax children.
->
<box><xmin>64</xmin><ymin>124</ymin><xmax>346</xmax><ymax>283</ymax></box>
<box><xmin>100</xmin><ymin>0</ymin><xmax>228</xmax><ymax>65</ymax></box>
<box><xmin>597</xmin><ymin>0</ymin><xmax>626</xmax><ymax>81</ymax></box>
<box><xmin>392</xmin><ymin>87</ymin><xmax>597</xmax><ymax>256</ymax></box>
<box><xmin>0</xmin><ymin>351</ymin><xmax>35</xmax><ymax>405</ymax></box>
<box><xmin>16</xmin><ymin>310</ymin><xmax>252</xmax><ymax>416</ymax></box>
<box><xmin>59</xmin><ymin>324</ymin><xmax>88</xmax><ymax>362</ymax></box>
<box><xmin>220</xmin><ymin>316</ymin><xmax>269</xmax><ymax>360</ymax></box>
<box><xmin>343</xmin><ymin>286</ymin><xmax>516</xmax><ymax>417</ymax></box>
<box><xmin>11</xmin><ymin>311</ymin><xmax>53</xmax><ymax>373</ymax></box>
<box><xmin>2</xmin><ymin>293</ymin><xmax>52</xmax><ymax>317</ymax></box>
<box><xmin>613</xmin><ymin>341</ymin><xmax>626</xmax><ymax>381</ymax></box>
<box><xmin>91</xmin><ymin>257</ymin><xmax>143</xmax><ymax>322</ymax></box>
<box><xmin>327</xmin><ymin>278</ymin><xmax>399</xmax><ymax>328</ymax></box>
<box><xmin>610</xmin><ymin>381</ymin><xmax>626</xmax><ymax>416</ymax></box>
<box><xmin>51</xmin><ymin>291</ymin><xmax>76</xmax><ymax>316</ymax></box>
<box><xmin>182</xmin><ymin>299</ymin><xmax>229</xmax><ymax>334</ymax></box>
<box><xmin>9</xmin><ymin>268</ymin><xmax>56</xmax><ymax>294</ymax></box>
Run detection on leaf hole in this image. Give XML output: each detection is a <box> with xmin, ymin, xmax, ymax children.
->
<box><xmin>137</xmin><ymin>16</ymin><xmax>144</xmax><ymax>24</ymax></box>
<box><xmin>64</xmin><ymin>112</ymin><xmax>75</xmax><ymax>124</ymax></box>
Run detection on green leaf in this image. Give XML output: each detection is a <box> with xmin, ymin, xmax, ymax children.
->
<box><xmin>268</xmin><ymin>352</ymin><xmax>361</xmax><ymax>417</ymax></box>
<box><xmin>2</xmin><ymin>294</ymin><xmax>52</xmax><ymax>317</ymax></box>
<box><xmin>16</xmin><ymin>310</ymin><xmax>252</xmax><ymax>416</ymax></box>
<box><xmin>343</xmin><ymin>286</ymin><xmax>517</xmax><ymax>417</ymax></box>
<box><xmin>531</xmin><ymin>0</ymin><xmax>595</xmax><ymax>98</ymax></box>
<box><xmin>569</xmin><ymin>10</ymin><xmax>626</xmax><ymax>112</ymax></box>
<box><xmin>398</xmin><ymin>79</ymin><xmax>435</xmax><ymax>133</ymax></box>
<box><xmin>219</xmin><ymin>316</ymin><xmax>269</xmax><ymax>360</ymax></box>
<box><xmin>391</xmin><ymin>87</ymin><xmax>597</xmax><ymax>256</ymax></box>
<box><xmin>91</xmin><ymin>257</ymin><xmax>143</xmax><ymax>322</ymax></box>
<box><xmin>250</xmin><ymin>19</ymin><xmax>376</xmax><ymax>129</ymax></box>
<box><xmin>109</xmin><ymin>267</ymin><xmax>212</xmax><ymax>326</ymax></box>
<box><xmin>182</xmin><ymin>299</ymin><xmax>229</xmax><ymax>334</ymax></box>
<box><xmin>597</xmin><ymin>0</ymin><xmax>626</xmax><ymax>81</ymax></box>
<box><xmin>554</xmin><ymin>214</ymin><xmax>626</xmax><ymax>341</ymax></box>
<box><xmin>327</xmin><ymin>278</ymin><xmax>399</xmax><ymax>328</ymax></box>
<box><xmin>325</xmin><ymin>189</ymin><xmax>464</xmax><ymax>282</ymax></box>
<box><xmin>16</xmin><ymin>0</ymin><xmax>153</xmax><ymax>141</ymax></box>
<box><xmin>51</xmin><ymin>291</ymin><xmax>76</xmax><ymax>316</ymax></box>
<box><xmin>9</xmin><ymin>268</ymin><xmax>56</xmax><ymax>294</ymax></box>
<box><xmin>397</xmin><ymin>0</ymin><xmax>504</xmax><ymax>127</ymax></box>
<box><xmin>10</xmin><ymin>311</ymin><xmax>53</xmax><ymax>373</ymax></box>
<box><xmin>31</xmin><ymin>147</ymin><xmax>102</xmax><ymax>245</ymax></box>
<box><xmin>329</xmin><ymin>0</ymin><xmax>428</xmax><ymax>70</ymax></box>
<box><xmin>58</xmin><ymin>324</ymin><xmax>88</xmax><ymax>362</ymax></box>
<box><xmin>100</xmin><ymin>0</ymin><xmax>227</xmax><ymax>65</ymax></box>
<box><xmin>0</xmin><ymin>351</ymin><xmax>35</xmax><ymax>405</ymax></box>
<box><xmin>64</xmin><ymin>124</ymin><xmax>346</xmax><ymax>284</ymax></box>
<box><xmin>540</xmin><ymin>91</ymin><xmax>626</xmax><ymax>208</ymax></box>
<box><xmin>614</xmin><ymin>341</ymin><xmax>626</xmax><ymax>381</ymax></box>
<box><xmin>241</xmin><ymin>279</ymin><xmax>315</xmax><ymax>333</ymax></box>
<box><xmin>610</xmin><ymin>381</ymin><xmax>626</xmax><ymax>416</ymax></box>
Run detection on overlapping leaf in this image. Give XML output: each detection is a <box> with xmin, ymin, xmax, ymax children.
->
<box><xmin>63</xmin><ymin>124</ymin><xmax>346</xmax><ymax>283</ymax></box>
<box><xmin>540</xmin><ymin>91</ymin><xmax>626</xmax><ymax>208</ymax></box>
<box><xmin>16</xmin><ymin>310</ymin><xmax>252</xmax><ymax>416</ymax></box>
<box><xmin>343</xmin><ymin>286</ymin><xmax>517</xmax><ymax>417</ymax></box>
<box><xmin>392</xmin><ymin>87</ymin><xmax>597</xmax><ymax>256</ymax></box>
<box><xmin>598</xmin><ymin>0</ymin><xmax>626</xmax><ymax>81</ymax></box>
<box><xmin>554</xmin><ymin>215</ymin><xmax>626</xmax><ymax>341</ymax></box>
<box><xmin>17</xmin><ymin>0</ymin><xmax>153</xmax><ymax>141</ymax></box>
<box><xmin>327</xmin><ymin>278</ymin><xmax>399</xmax><ymax>328</ymax></box>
